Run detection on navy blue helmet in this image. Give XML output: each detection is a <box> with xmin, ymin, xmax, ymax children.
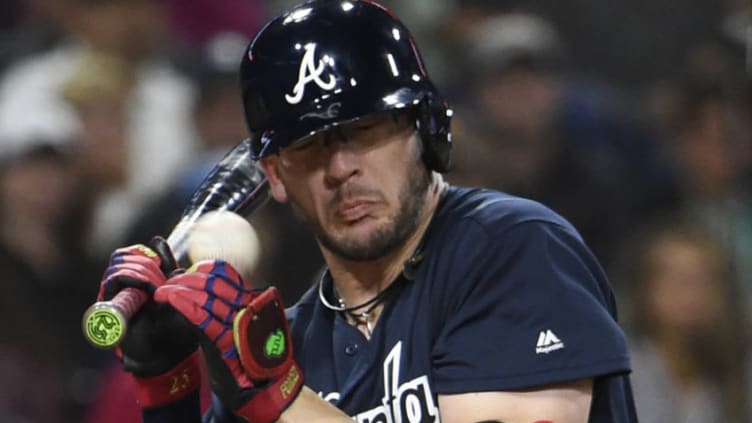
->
<box><xmin>240</xmin><ymin>0</ymin><xmax>453</xmax><ymax>172</ymax></box>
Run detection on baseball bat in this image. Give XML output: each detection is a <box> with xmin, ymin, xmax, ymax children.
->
<box><xmin>82</xmin><ymin>139</ymin><xmax>269</xmax><ymax>349</ymax></box>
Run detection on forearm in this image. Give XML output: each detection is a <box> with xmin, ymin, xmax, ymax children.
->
<box><xmin>438</xmin><ymin>379</ymin><xmax>592</xmax><ymax>423</ymax></box>
<box><xmin>276</xmin><ymin>386</ymin><xmax>353</xmax><ymax>423</ymax></box>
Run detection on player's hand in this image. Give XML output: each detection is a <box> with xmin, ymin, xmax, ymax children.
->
<box><xmin>97</xmin><ymin>237</ymin><xmax>201</xmax><ymax>407</ymax></box>
<box><xmin>155</xmin><ymin>260</ymin><xmax>304</xmax><ymax>423</ymax></box>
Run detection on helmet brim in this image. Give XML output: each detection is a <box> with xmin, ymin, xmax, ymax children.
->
<box><xmin>252</xmin><ymin>86</ymin><xmax>426</xmax><ymax>158</ymax></box>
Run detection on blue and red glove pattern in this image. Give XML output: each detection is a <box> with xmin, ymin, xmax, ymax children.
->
<box><xmin>155</xmin><ymin>260</ymin><xmax>304</xmax><ymax>423</ymax></box>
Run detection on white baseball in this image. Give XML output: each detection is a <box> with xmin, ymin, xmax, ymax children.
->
<box><xmin>187</xmin><ymin>210</ymin><xmax>261</xmax><ymax>281</ymax></box>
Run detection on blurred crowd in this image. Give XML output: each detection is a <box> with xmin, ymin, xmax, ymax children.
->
<box><xmin>0</xmin><ymin>0</ymin><xmax>749</xmax><ymax>421</ymax></box>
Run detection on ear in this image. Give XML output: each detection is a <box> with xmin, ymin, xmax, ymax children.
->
<box><xmin>259</xmin><ymin>157</ymin><xmax>289</xmax><ymax>203</ymax></box>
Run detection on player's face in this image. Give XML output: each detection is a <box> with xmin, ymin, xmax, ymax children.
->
<box><xmin>262</xmin><ymin>111</ymin><xmax>431</xmax><ymax>261</ymax></box>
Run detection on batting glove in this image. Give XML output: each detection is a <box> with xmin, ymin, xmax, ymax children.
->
<box><xmin>155</xmin><ymin>260</ymin><xmax>304</xmax><ymax>423</ymax></box>
<box><xmin>97</xmin><ymin>236</ymin><xmax>201</xmax><ymax>408</ymax></box>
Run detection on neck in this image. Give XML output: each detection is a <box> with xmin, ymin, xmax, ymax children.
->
<box><xmin>325</xmin><ymin>174</ymin><xmax>446</xmax><ymax>305</ymax></box>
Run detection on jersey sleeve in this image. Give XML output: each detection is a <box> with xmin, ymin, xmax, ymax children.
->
<box><xmin>431</xmin><ymin>219</ymin><xmax>630</xmax><ymax>394</ymax></box>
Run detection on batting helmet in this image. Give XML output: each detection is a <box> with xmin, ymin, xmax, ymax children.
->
<box><xmin>240</xmin><ymin>0</ymin><xmax>453</xmax><ymax>172</ymax></box>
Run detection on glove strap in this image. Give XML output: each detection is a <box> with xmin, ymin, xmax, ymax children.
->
<box><xmin>232</xmin><ymin>287</ymin><xmax>305</xmax><ymax>422</ymax></box>
<box><xmin>234</xmin><ymin>362</ymin><xmax>304</xmax><ymax>423</ymax></box>
<box><xmin>133</xmin><ymin>350</ymin><xmax>202</xmax><ymax>408</ymax></box>
<box><xmin>234</xmin><ymin>287</ymin><xmax>294</xmax><ymax>379</ymax></box>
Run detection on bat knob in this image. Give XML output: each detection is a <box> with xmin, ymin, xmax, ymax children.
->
<box><xmin>82</xmin><ymin>301</ymin><xmax>129</xmax><ymax>349</ymax></box>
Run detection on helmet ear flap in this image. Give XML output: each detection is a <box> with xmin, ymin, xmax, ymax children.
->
<box><xmin>416</xmin><ymin>92</ymin><xmax>453</xmax><ymax>173</ymax></box>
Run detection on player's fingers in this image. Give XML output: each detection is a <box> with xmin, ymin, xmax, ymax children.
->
<box><xmin>157</xmin><ymin>285</ymin><xmax>243</xmax><ymax>370</ymax></box>
<box><xmin>99</xmin><ymin>276</ymin><xmax>153</xmax><ymax>301</ymax></box>
<box><xmin>156</xmin><ymin>284</ymin><xmax>236</xmax><ymax>345</ymax></box>
<box><xmin>160</xmin><ymin>277</ymin><xmax>239</xmax><ymax>328</ymax></box>
<box><xmin>110</xmin><ymin>245</ymin><xmax>161</xmax><ymax>264</ymax></box>
<box><xmin>155</xmin><ymin>284</ymin><xmax>213</xmax><ymax>327</ymax></box>
<box><xmin>109</xmin><ymin>252</ymin><xmax>158</xmax><ymax>266</ymax></box>
<box><xmin>105</xmin><ymin>262</ymin><xmax>165</xmax><ymax>284</ymax></box>
<box><xmin>171</xmin><ymin>271</ymin><xmax>254</xmax><ymax>309</ymax></box>
<box><xmin>191</xmin><ymin>260</ymin><xmax>248</xmax><ymax>289</ymax></box>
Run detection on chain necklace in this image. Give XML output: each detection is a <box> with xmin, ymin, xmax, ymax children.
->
<box><xmin>339</xmin><ymin>296</ymin><xmax>384</xmax><ymax>338</ymax></box>
<box><xmin>318</xmin><ymin>274</ymin><xmax>401</xmax><ymax>338</ymax></box>
<box><xmin>316</xmin><ymin>184</ymin><xmax>445</xmax><ymax>337</ymax></box>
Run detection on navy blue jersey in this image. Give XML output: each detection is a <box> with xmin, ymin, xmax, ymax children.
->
<box><xmin>287</xmin><ymin>186</ymin><xmax>637</xmax><ymax>422</ymax></box>
<box><xmin>151</xmin><ymin>186</ymin><xmax>637</xmax><ymax>422</ymax></box>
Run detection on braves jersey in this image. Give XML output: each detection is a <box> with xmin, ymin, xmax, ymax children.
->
<box><xmin>149</xmin><ymin>186</ymin><xmax>637</xmax><ymax>422</ymax></box>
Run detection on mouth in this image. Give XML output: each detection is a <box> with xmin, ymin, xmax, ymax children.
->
<box><xmin>335</xmin><ymin>200</ymin><xmax>373</xmax><ymax>223</ymax></box>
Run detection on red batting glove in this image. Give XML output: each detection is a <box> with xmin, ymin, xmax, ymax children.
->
<box><xmin>97</xmin><ymin>243</ymin><xmax>169</xmax><ymax>303</ymax></box>
<box><xmin>97</xmin><ymin>237</ymin><xmax>201</xmax><ymax>408</ymax></box>
<box><xmin>155</xmin><ymin>260</ymin><xmax>304</xmax><ymax>423</ymax></box>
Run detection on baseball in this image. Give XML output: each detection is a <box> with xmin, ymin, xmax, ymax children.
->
<box><xmin>187</xmin><ymin>210</ymin><xmax>261</xmax><ymax>281</ymax></box>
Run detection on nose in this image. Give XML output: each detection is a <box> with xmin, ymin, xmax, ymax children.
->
<box><xmin>323</xmin><ymin>141</ymin><xmax>359</xmax><ymax>188</ymax></box>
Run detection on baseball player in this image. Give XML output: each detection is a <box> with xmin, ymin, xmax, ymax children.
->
<box><xmin>95</xmin><ymin>1</ymin><xmax>638</xmax><ymax>422</ymax></box>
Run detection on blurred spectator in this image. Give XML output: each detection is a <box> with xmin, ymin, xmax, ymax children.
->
<box><xmin>622</xmin><ymin>222</ymin><xmax>748</xmax><ymax>422</ymax></box>
<box><xmin>0</xmin><ymin>140</ymin><xmax>102</xmax><ymax>422</ymax></box>
<box><xmin>447</xmin><ymin>11</ymin><xmax>677</xmax><ymax>268</ymax></box>
<box><xmin>432</xmin><ymin>0</ymin><xmax>525</xmax><ymax>87</ymax></box>
<box><xmin>650</xmin><ymin>46</ymin><xmax>752</xmax><ymax>323</ymax></box>
<box><xmin>0</xmin><ymin>0</ymin><xmax>73</xmax><ymax>72</ymax></box>
<box><xmin>61</xmin><ymin>51</ymin><xmax>137</xmax><ymax>257</ymax></box>
<box><xmin>164</xmin><ymin>0</ymin><xmax>267</xmax><ymax>51</ymax></box>
<box><xmin>527</xmin><ymin>0</ymin><xmax>731</xmax><ymax>91</ymax></box>
<box><xmin>0</xmin><ymin>0</ymin><xmax>199</xmax><ymax>261</ymax></box>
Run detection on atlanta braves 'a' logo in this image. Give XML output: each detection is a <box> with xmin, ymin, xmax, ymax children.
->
<box><xmin>285</xmin><ymin>43</ymin><xmax>337</xmax><ymax>104</ymax></box>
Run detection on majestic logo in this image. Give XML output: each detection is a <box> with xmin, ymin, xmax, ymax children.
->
<box><xmin>536</xmin><ymin>329</ymin><xmax>565</xmax><ymax>354</ymax></box>
<box><xmin>322</xmin><ymin>341</ymin><xmax>440</xmax><ymax>423</ymax></box>
<box><xmin>285</xmin><ymin>43</ymin><xmax>337</xmax><ymax>104</ymax></box>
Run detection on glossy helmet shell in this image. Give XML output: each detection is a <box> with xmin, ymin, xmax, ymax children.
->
<box><xmin>240</xmin><ymin>0</ymin><xmax>452</xmax><ymax>172</ymax></box>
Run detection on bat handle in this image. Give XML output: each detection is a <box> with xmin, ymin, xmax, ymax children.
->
<box><xmin>82</xmin><ymin>288</ymin><xmax>149</xmax><ymax>349</ymax></box>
